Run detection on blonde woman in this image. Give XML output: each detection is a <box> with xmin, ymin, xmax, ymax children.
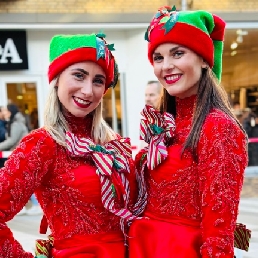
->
<box><xmin>0</xmin><ymin>33</ymin><xmax>137</xmax><ymax>258</ymax></box>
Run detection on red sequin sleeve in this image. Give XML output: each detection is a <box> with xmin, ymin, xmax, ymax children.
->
<box><xmin>0</xmin><ymin>129</ymin><xmax>55</xmax><ymax>257</ymax></box>
<box><xmin>198</xmin><ymin>112</ymin><xmax>248</xmax><ymax>258</ymax></box>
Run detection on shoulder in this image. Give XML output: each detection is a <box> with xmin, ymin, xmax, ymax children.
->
<box><xmin>199</xmin><ymin>109</ymin><xmax>247</xmax><ymax>151</ymax></box>
<box><xmin>19</xmin><ymin>127</ymin><xmax>56</xmax><ymax>147</ymax></box>
<box><xmin>202</xmin><ymin>108</ymin><xmax>243</xmax><ymax>135</ymax></box>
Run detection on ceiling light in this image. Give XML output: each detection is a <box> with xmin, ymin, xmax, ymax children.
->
<box><xmin>231</xmin><ymin>50</ymin><xmax>237</xmax><ymax>56</ymax></box>
<box><xmin>236</xmin><ymin>29</ymin><xmax>248</xmax><ymax>36</ymax></box>
<box><xmin>231</xmin><ymin>42</ymin><xmax>238</xmax><ymax>49</ymax></box>
<box><xmin>236</xmin><ymin>35</ymin><xmax>243</xmax><ymax>43</ymax></box>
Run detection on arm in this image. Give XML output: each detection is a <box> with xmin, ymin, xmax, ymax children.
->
<box><xmin>0</xmin><ymin>129</ymin><xmax>55</xmax><ymax>257</ymax></box>
<box><xmin>198</xmin><ymin>114</ymin><xmax>248</xmax><ymax>258</ymax></box>
<box><xmin>0</xmin><ymin>122</ymin><xmax>6</xmax><ymax>142</ymax></box>
<box><xmin>0</xmin><ymin>122</ymin><xmax>23</xmax><ymax>150</ymax></box>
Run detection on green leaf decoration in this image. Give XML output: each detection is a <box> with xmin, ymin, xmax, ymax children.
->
<box><xmin>89</xmin><ymin>144</ymin><xmax>111</xmax><ymax>154</ymax></box>
<box><xmin>111</xmin><ymin>184</ymin><xmax>117</xmax><ymax>197</ymax></box>
<box><xmin>96</xmin><ymin>31</ymin><xmax>106</xmax><ymax>39</ymax></box>
<box><xmin>140</xmin><ymin>153</ymin><xmax>147</xmax><ymax>167</ymax></box>
<box><xmin>150</xmin><ymin>124</ymin><xmax>164</xmax><ymax>135</ymax></box>
<box><xmin>144</xmin><ymin>26</ymin><xmax>150</xmax><ymax>42</ymax></box>
<box><xmin>113</xmin><ymin>159</ymin><xmax>122</xmax><ymax>170</ymax></box>
<box><xmin>171</xmin><ymin>5</ymin><xmax>177</xmax><ymax>11</ymax></box>
<box><xmin>162</xmin><ymin>12</ymin><xmax>179</xmax><ymax>34</ymax></box>
<box><xmin>107</xmin><ymin>43</ymin><xmax>115</xmax><ymax>51</ymax></box>
<box><xmin>159</xmin><ymin>16</ymin><xmax>170</xmax><ymax>24</ymax></box>
<box><xmin>96</xmin><ymin>37</ymin><xmax>105</xmax><ymax>59</ymax></box>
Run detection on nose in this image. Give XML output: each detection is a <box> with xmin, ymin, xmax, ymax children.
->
<box><xmin>162</xmin><ymin>57</ymin><xmax>174</xmax><ymax>71</ymax></box>
<box><xmin>81</xmin><ymin>81</ymin><xmax>93</xmax><ymax>97</ymax></box>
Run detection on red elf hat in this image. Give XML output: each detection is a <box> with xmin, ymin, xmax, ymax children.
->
<box><xmin>145</xmin><ymin>6</ymin><xmax>226</xmax><ymax>81</ymax></box>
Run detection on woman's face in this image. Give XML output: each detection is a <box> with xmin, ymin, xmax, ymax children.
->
<box><xmin>57</xmin><ymin>61</ymin><xmax>106</xmax><ymax>117</ymax></box>
<box><xmin>1</xmin><ymin>107</ymin><xmax>10</xmax><ymax>120</ymax></box>
<box><xmin>152</xmin><ymin>43</ymin><xmax>206</xmax><ymax>99</ymax></box>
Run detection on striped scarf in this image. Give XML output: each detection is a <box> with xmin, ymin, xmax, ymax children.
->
<box><xmin>66</xmin><ymin>132</ymin><xmax>137</xmax><ymax>230</ymax></box>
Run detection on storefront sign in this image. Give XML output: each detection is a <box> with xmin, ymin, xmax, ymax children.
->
<box><xmin>0</xmin><ymin>30</ymin><xmax>28</xmax><ymax>70</ymax></box>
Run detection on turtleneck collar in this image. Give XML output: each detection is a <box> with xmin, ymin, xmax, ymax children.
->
<box><xmin>176</xmin><ymin>94</ymin><xmax>196</xmax><ymax>120</ymax></box>
<box><xmin>62</xmin><ymin>107</ymin><xmax>93</xmax><ymax>138</ymax></box>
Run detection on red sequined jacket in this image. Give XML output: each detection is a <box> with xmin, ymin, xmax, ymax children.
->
<box><xmin>0</xmin><ymin>114</ymin><xmax>136</xmax><ymax>257</ymax></box>
<box><xmin>135</xmin><ymin>95</ymin><xmax>248</xmax><ymax>257</ymax></box>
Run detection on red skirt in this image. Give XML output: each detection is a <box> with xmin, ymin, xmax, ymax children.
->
<box><xmin>128</xmin><ymin>212</ymin><xmax>202</xmax><ymax>258</ymax></box>
<box><xmin>51</xmin><ymin>231</ymin><xmax>125</xmax><ymax>258</ymax></box>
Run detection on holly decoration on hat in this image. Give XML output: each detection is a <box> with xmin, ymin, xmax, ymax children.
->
<box><xmin>159</xmin><ymin>5</ymin><xmax>179</xmax><ymax>34</ymax></box>
<box><xmin>145</xmin><ymin>5</ymin><xmax>179</xmax><ymax>41</ymax></box>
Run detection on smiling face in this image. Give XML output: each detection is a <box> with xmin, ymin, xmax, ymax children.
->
<box><xmin>57</xmin><ymin>61</ymin><xmax>106</xmax><ymax>117</ymax></box>
<box><xmin>152</xmin><ymin>43</ymin><xmax>207</xmax><ymax>99</ymax></box>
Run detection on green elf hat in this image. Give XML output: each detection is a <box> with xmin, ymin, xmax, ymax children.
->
<box><xmin>48</xmin><ymin>33</ymin><xmax>118</xmax><ymax>90</ymax></box>
<box><xmin>145</xmin><ymin>6</ymin><xmax>226</xmax><ymax>81</ymax></box>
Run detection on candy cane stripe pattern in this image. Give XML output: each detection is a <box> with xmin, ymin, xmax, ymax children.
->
<box><xmin>66</xmin><ymin>132</ymin><xmax>137</xmax><ymax>229</ymax></box>
<box><xmin>140</xmin><ymin>105</ymin><xmax>176</xmax><ymax>170</ymax></box>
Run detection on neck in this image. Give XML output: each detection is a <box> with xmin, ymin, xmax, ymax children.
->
<box><xmin>62</xmin><ymin>107</ymin><xmax>93</xmax><ymax>138</ymax></box>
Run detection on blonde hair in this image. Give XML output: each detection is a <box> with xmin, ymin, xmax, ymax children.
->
<box><xmin>44</xmin><ymin>78</ymin><xmax>117</xmax><ymax>146</ymax></box>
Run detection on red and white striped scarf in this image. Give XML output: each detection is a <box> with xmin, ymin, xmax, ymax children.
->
<box><xmin>66</xmin><ymin>132</ymin><xmax>137</xmax><ymax>230</ymax></box>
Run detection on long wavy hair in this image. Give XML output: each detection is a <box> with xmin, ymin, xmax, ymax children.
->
<box><xmin>159</xmin><ymin>68</ymin><xmax>246</xmax><ymax>159</ymax></box>
<box><xmin>44</xmin><ymin>78</ymin><xmax>116</xmax><ymax>146</ymax></box>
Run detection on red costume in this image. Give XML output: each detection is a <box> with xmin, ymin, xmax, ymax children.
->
<box><xmin>129</xmin><ymin>95</ymin><xmax>248</xmax><ymax>258</ymax></box>
<box><xmin>0</xmin><ymin>114</ymin><xmax>136</xmax><ymax>258</ymax></box>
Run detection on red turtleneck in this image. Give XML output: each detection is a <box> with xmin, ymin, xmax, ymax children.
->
<box><xmin>0</xmin><ymin>111</ymin><xmax>136</xmax><ymax>258</ymax></box>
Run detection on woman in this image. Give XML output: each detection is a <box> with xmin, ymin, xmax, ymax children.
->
<box><xmin>0</xmin><ymin>103</ymin><xmax>28</xmax><ymax>151</ymax></box>
<box><xmin>0</xmin><ymin>106</ymin><xmax>7</xmax><ymax>144</ymax></box>
<box><xmin>129</xmin><ymin>6</ymin><xmax>248</xmax><ymax>258</ymax></box>
<box><xmin>0</xmin><ymin>33</ymin><xmax>137</xmax><ymax>258</ymax></box>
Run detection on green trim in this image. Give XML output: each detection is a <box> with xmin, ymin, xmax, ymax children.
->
<box><xmin>49</xmin><ymin>34</ymin><xmax>97</xmax><ymax>62</ymax></box>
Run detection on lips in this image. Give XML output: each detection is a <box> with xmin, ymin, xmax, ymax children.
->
<box><xmin>164</xmin><ymin>74</ymin><xmax>181</xmax><ymax>84</ymax></box>
<box><xmin>73</xmin><ymin>96</ymin><xmax>91</xmax><ymax>108</ymax></box>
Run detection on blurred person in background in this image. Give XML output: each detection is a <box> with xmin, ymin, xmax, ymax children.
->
<box><xmin>0</xmin><ymin>106</ymin><xmax>8</xmax><ymax>168</ymax></box>
<box><xmin>0</xmin><ymin>103</ymin><xmax>28</xmax><ymax>151</ymax></box>
<box><xmin>0</xmin><ymin>106</ymin><xmax>7</xmax><ymax>143</ymax></box>
<box><xmin>145</xmin><ymin>80</ymin><xmax>162</xmax><ymax>109</ymax></box>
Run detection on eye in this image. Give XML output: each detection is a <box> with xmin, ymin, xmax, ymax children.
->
<box><xmin>153</xmin><ymin>55</ymin><xmax>163</xmax><ymax>62</ymax></box>
<box><xmin>173</xmin><ymin>50</ymin><xmax>184</xmax><ymax>58</ymax></box>
<box><xmin>73</xmin><ymin>72</ymin><xmax>85</xmax><ymax>80</ymax></box>
<box><xmin>93</xmin><ymin>77</ymin><xmax>105</xmax><ymax>85</ymax></box>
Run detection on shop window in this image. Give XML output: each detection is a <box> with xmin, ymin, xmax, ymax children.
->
<box><xmin>222</xmin><ymin>28</ymin><xmax>258</xmax><ymax>114</ymax></box>
<box><xmin>6</xmin><ymin>83</ymin><xmax>38</xmax><ymax>131</ymax></box>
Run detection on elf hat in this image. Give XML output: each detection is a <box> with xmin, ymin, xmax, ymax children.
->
<box><xmin>145</xmin><ymin>6</ymin><xmax>226</xmax><ymax>81</ymax></box>
<box><xmin>48</xmin><ymin>33</ymin><xmax>118</xmax><ymax>90</ymax></box>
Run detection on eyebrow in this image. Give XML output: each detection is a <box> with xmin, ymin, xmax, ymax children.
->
<box><xmin>72</xmin><ymin>68</ymin><xmax>106</xmax><ymax>80</ymax></box>
<box><xmin>72</xmin><ymin>68</ymin><xmax>89</xmax><ymax>75</ymax></box>
<box><xmin>153</xmin><ymin>46</ymin><xmax>182</xmax><ymax>56</ymax></box>
<box><xmin>95</xmin><ymin>74</ymin><xmax>106</xmax><ymax>80</ymax></box>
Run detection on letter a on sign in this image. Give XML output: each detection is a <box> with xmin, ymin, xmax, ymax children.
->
<box><xmin>0</xmin><ymin>38</ymin><xmax>23</xmax><ymax>64</ymax></box>
<box><xmin>0</xmin><ymin>30</ymin><xmax>28</xmax><ymax>70</ymax></box>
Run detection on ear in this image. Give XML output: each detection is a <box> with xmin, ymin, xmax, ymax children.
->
<box><xmin>201</xmin><ymin>60</ymin><xmax>209</xmax><ymax>69</ymax></box>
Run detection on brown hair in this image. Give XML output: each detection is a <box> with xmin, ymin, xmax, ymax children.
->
<box><xmin>159</xmin><ymin>68</ymin><xmax>246</xmax><ymax>160</ymax></box>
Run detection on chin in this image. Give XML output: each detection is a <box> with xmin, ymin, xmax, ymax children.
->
<box><xmin>70</xmin><ymin>110</ymin><xmax>90</xmax><ymax>118</ymax></box>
